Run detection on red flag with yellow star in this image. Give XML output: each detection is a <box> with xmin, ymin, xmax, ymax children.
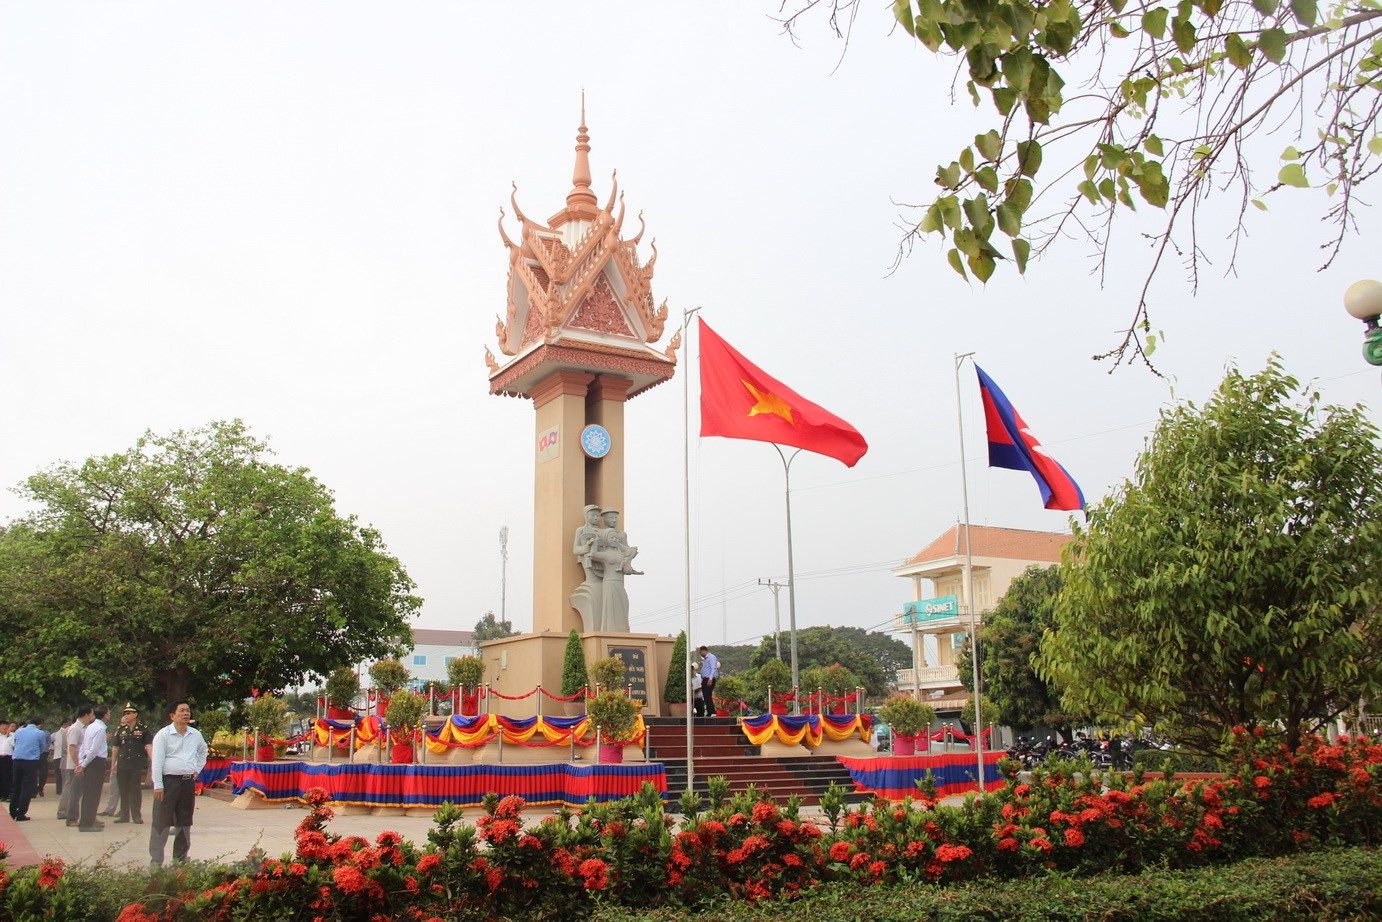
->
<box><xmin>698</xmin><ymin>318</ymin><xmax>868</xmax><ymax>467</ymax></box>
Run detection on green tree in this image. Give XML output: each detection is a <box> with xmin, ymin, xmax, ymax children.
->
<box><xmin>663</xmin><ymin>631</ymin><xmax>688</xmax><ymax>704</ymax></box>
<box><xmin>1037</xmin><ymin>360</ymin><xmax>1382</xmax><ymax>753</ymax></box>
<box><xmin>749</xmin><ymin>625</ymin><xmax>892</xmax><ymax>696</ymax></box>
<box><xmin>783</xmin><ymin>1</ymin><xmax>1382</xmax><ymax>366</ymax></box>
<box><xmin>561</xmin><ymin>629</ymin><xmax>590</xmax><ymax>698</ymax></box>
<box><xmin>956</xmin><ymin>565</ymin><xmax>1081</xmax><ymax>739</ymax></box>
<box><xmin>473</xmin><ymin>611</ymin><xmax>516</xmax><ymax>642</ymax></box>
<box><xmin>0</xmin><ymin>420</ymin><xmax>419</xmax><ymax>710</ymax></box>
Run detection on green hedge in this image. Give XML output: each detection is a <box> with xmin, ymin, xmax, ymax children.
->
<box><xmin>1132</xmin><ymin>747</ymin><xmax>1225</xmax><ymax>774</ymax></box>
<box><xmin>593</xmin><ymin>847</ymin><xmax>1381</xmax><ymax>921</ymax></box>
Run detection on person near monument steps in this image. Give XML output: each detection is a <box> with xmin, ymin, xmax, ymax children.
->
<box><xmin>150</xmin><ymin>700</ymin><xmax>208</xmax><ymax>866</ymax></box>
<box><xmin>111</xmin><ymin>704</ymin><xmax>152</xmax><ymax>824</ymax></box>
<box><xmin>7</xmin><ymin>716</ymin><xmax>47</xmax><ymax>821</ymax></box>
<box><xmin>58</xmin><ymin>707</ymin><xmax>92</xmax><ymax>824</ymax></box>
<box><xmin>75</xmin><ymin>705</ymin><xmax>110</xmax><ymax>831</ymax></box>
<box><xmin>698</xmin><ymin>646</ymin><xmax>719</xmax><ymax>717</ymax></box>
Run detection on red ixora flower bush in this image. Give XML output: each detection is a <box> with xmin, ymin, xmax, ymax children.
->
<box><xmin>0</xmin><ymin>737</ymin><xmax>1375</xmax><ymax>919</ymax></box>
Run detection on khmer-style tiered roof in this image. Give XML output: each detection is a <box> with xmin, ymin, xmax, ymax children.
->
<box><xmin>485</xmin><ymin>104</ymin><xmax>678</xmax><ymax>400</ymax></box>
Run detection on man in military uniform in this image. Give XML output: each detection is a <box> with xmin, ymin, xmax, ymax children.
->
<box><xmin>110</xmin><ymin>704</ymin><xmax>152</xmax><ymax>824</ymax></box>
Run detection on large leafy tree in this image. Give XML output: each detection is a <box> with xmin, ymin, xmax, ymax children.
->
<box><xmin>957</xmin><ymin>564</ymin><xmax>1082</xmax><ymax>738</ymax></box>
<box><xmin>1037</xmin><ymin>360</ymin><xmax>1381</xmax><ymax>753</ymax></box>
<box><xmin>782</xmin><ymin>0</ymin><xmax>1382</xmax><ymax>366</ymax></box>
<box><xmin>749</xmin><ymin>625</ymin><xmax>907</xmax><ymax>695</ymax></box>
<box><xmin>472</xmin><ymin>611</ymin><xmax>517</xmax><ymax>642</ymax></box>
<box><xmin>0</xmin><ymin>421</ymin><xmax>420</xmax><ymax>711</ymax></box>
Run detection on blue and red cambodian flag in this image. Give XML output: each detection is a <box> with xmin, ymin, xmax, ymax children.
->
<box><xmin>975</xmin><ymin>365</ymin><xmax>1085</xmax><ymax>511</ymax></box>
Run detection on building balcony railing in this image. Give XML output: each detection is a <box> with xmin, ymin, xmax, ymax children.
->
<box><xmin>895</xmin><ymin>664</ymin><xmax>961</xmax><ymax>690</ymax></box>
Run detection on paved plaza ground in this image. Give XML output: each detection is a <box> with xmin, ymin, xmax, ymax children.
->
<box><xmin>2</xmin><ymin>785</ymin><xmax>969</xmax><ymax>870</ymax></box>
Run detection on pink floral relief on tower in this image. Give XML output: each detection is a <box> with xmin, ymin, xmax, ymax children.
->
<box><xmin>569</xmin><ymin>274</ymin><xmax>634</xmax><ymax>337</ymax></box>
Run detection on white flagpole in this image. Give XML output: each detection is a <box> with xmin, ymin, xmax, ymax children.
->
<box><xmin>772</xmin><ymin>445</ymin><xmax>804</xmax><ymax>715</ymax></box>
<box><xmin>954</xmin><ymin>352</ymin><xmax>986</xmax><ymax>793</ymax></box>
<box><xmin>681</xmin><ymin>307</ymin><xmax>701</xmax><ymax>794</ymax></box>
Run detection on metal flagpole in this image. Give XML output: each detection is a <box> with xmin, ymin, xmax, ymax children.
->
<box><xmin>954</xmin><ymin>351</ymin><xmax>986</xmax><ymax>793</ymax></box>
<box><xmin>772</xmin><ymin>445</ymin><xmax>804</xmax><ymax>715</ymax></box>
<box><xmin>681</xmin><ymin>306</ymin><xmax>701</xmax><ymax>794</ymax></box>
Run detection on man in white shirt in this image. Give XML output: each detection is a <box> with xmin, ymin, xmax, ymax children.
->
<box><xmin>75</xmin><ymin>705</ymin><xmax>110</xmax><ymax>831</ymax></box>
<box><xmin>149</xmin><ymin>700</ymin><xmax>208</xmax><ymax>866</ymax></box>
<box><xmin>57</xmin><ymin>708</ymin><xmax>92</xmax><ymax>824</ymax></box>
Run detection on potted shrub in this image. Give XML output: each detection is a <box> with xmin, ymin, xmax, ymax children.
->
<box><xmin>368</xmin><ymin>657</ymin><xmax>410</xmax><ymax>717</ymax></box>
<box><xmin>447</xmin><ymin>655</ymin><xmax>486</xmax><ymax>716</ymax></box>
<box><xmin>559</xmin><ymin>630</ymin><xmax>589</xmax><ymax>716</ymax></box>
<box><xmin>589</xmin><ymin>656</ymin><xmax>626</xmax><ymax>693</ymax></box>
<box><xmin>587</xmin><ymin>690</ymin><xmax>639</xmax><ymax>763</ymax></box>
<box><xmin>663</xmin><ymin>631</ymin><xmax>688</xmax><ymax>717</ymax></box>
<box><xmin>384</xmin><ymin>691</ymin><xmax>427</xmax><ymax>763</ymax></box>
<box><xmin>325</xmin><ymin>667</ymin><xmax>360</xmax><ymax>721</ymax></box>
<box><xmin>879</xmin><ymin>695</ymin><xmax>936</xmax><ymax>757</ymax></box>
<box><xmin>751</xmin><ymin>659</ymin><xmax>793</xmax><ymax>714</ymax></box>
<box><xmin>246</xmin><ymin>694</ymin><xmax>290</xmax><ymax>762</ymax></box>
<box><xmin>712</xmin><ymin>674</ymin><xmax>748</xmax><ymax>717</ymax></box>
<box><xmin>802</xmin><ymin>663</ymin><xmax>863</xmax><ymax>715</ymax></box>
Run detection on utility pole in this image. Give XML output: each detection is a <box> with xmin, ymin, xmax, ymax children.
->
<box><xmin>757</xmin><ymin>578</ymin><xmax>786</xmax><ymax>660</ymax></box>
<box><xmin>499</xmin><ymin>526</ymin><xmax>509</xmax><ymax>628</ymax></box>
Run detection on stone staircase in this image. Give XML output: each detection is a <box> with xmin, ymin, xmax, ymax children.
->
<box><xmin>644</xmin><ymin>717</ymin><xmax>865</xmax><ymax>806</ymax></box>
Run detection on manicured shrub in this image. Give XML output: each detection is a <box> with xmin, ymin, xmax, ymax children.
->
<box><xmin>590</xmin><ymin>656</ymin><xmax>625</xmax><ymax>692</ymax></box>
<box><xmin>243</xmin><ymin>694</ymin><xmax>289</xmax><ymax>739</ymax></box>
<box><xmin>447</xmin><ymin>654</ymin><xmax>485</xmax><ymax>690</ymax></box>
<box><xmin>562</xmin><ymin>630</ymin><xmax>590</xmax><ymax>698</ymax></box>
<box><xmin>323</xmin><ymin>667</ymin><xmax>359</xmax><ymax>710</ymax></box>
<box><xmin>587</xmin><ymin>690</ymin><xmax>640</xmax><ymax>742</ymax></box>
<box><xmin>366</xmin><ymin>657</ymin><xmax>410</xmax><ymax>695</ymax></box>
<box><xmin>663</xmin><ymin>631</ymin><xmax>687</xmax><ymax>704</ymax></box>
<box><xmin>878</xmin><ymin>695</ymin><xmax>935</xmax><ymax>738</ymax></box>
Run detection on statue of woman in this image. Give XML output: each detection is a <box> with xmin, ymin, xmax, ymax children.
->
<box><xmin>591</xmin><ymin>508</ymin><xmax>640</xmax><ymax>632</ymax></box>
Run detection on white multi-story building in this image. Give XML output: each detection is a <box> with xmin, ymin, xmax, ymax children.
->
<box><xmin>893</xmin><ymin>525</ymin><xmax>1070</xmax><ymax>715</ymax></box>
<box><xmin>360</xmin><ymin>628</ymin><xmax>480</xmax><ymax>690</ymax></box>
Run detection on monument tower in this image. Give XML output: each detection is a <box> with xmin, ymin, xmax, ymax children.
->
<box><xmin>481</xmin><ymin>106</ymin><xmax>680</xmax><ymax>711</ymax></box>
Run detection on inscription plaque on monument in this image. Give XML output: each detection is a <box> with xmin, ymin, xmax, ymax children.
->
<box><xmin>607</xmin><ymin>646</ymin><xmax>648</xmax><ymax>703</ymax></box>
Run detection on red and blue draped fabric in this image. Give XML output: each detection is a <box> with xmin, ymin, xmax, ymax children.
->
<box><xmin>230</xmin><ymin>760</ymin><xmax>666</xmax><ymax>809</ymax></box>
<box><xmin>836</xmin><ymin>751</ymin><xmax>1005</xmax><ymax>799</ymax></box>
<box><xmin>975</xmin><ymin>364</ymin><xmax>1085</xmax><ymax>511</ymax></box>
<box><xmin>925</xmin><ymin>726</ymin><xmax>993</xmax><ymax>748</ymax></box>
<box><xmin>195</xmin><ymin>757</ymin><xmax>233</xmax><ymax>794</ymax></box>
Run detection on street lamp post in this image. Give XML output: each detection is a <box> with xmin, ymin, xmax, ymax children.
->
<box><xmin>1343</xmin><ymin>279</ymin><xmax>1382</xmax><ymax>366</ymax></box>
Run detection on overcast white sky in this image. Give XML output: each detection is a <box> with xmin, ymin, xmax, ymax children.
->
<box><xmin>2</xmin><ymin>3</ymin><xmax>1377</xmax><ymax>651</ymax></box>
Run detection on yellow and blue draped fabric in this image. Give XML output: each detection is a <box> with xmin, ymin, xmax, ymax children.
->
<box><xmin>740</xmin><ymin>714</ymin><xmax>823</xmax><ymax>747</ymax></box>
<box><xmin>819</xmin><ymin>713</ymin><xmax>873</xmax><ymax>742</ymax></box>
<box><xmin>424</xmin><ymin>714</ymin><xmax>646</xmax><ymax>755</ymax></box>
<box><xmin>311</xmin><ymin>715</ymin><xmax>385</xmax><ymax>748</ymax></box>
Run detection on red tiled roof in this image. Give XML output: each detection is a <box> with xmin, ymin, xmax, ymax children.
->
<box><xmin>410</xmin><ymin>628</ymin><xmax>476</xmax><ymax>648</ymax></box>
<box><xmin>903</xmin><ymin>525</ymin><xmax>1071</xmax><ymax>568</ymax></box>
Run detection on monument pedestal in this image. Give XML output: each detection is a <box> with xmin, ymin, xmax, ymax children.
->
<box><xmin>479</xmin><ymin>631</ymin><xmax>677</xmax><ymax>718</ymax></box>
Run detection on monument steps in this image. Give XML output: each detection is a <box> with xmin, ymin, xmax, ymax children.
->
<box><xmin>644</xmin><ymin>718</ymin><xmax>868</xmax><ymax>806</ymax></box>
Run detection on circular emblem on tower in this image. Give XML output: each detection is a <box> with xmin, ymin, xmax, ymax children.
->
<box><xmin>581</xmin><ymin>424</ymin><xmax>612</xmax><ymax>459</ymax></box>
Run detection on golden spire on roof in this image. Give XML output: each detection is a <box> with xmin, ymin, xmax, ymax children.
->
<box><xmin>564</xmin><ymin>91</ymin><xmax>599</xmax><ymax>218</ymax></box>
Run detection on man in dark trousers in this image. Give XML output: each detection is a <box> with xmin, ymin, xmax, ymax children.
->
<box><xmin>150</xmin><ymin>701</ymin><xmax>208</xmax><ymax>865</ymax></box>
<box><xmin>7</xmin><ymin>717</ymin><xmax>47</xmax><ymax>821</ymax></box>
<box><xmin>697</xmin><ymin>646</ymin><xmax>719</xmax><ymax>717</ymax></box>
<box><xmin>75</xmin><ymin>705</ymin><xmax>110</xmax><ymax>831</ymax></box>
<box><xmin>111</xmin><ymin>704</ymin><xmax>152</xmax><ymax>824</ymax></box>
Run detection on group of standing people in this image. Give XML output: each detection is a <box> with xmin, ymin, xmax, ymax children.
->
<box><xmin>3</xmin><ymin>701</ymin><xmax>209</xmax><ymax>865</ymax></box>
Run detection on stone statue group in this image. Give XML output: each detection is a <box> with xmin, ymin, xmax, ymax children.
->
<box><xmin>570</xmin><ymin>504</ymin><xmax>642</xmax><ymax>633</ymax></box>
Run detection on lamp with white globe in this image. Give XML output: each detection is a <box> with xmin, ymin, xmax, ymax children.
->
<box><xmin>1343</xmin><ymin>279</ymin><xmax>1382</xmax><ymax>366</ymax></box>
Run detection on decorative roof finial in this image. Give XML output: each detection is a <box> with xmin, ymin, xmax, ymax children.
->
<box><xmin>566</xmin><ymin>91</ymin><xmax>598</xmax><ymax>214</ymax></box>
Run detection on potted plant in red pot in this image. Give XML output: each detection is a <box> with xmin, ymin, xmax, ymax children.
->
<box><xmin>711</xmin><ymin>674</ymin><xmax>748</xmax><ymax>717</ymax></box>
<box><xmin>246</xmin><ymin>693</ymin><xmax>290</xmax><ymax>763</ymax></box>
<box><xmin>587</xmin><ymin>690</ymin><xmax>639</xmax><ymax>764</ymax></box>
<box><xmin>325</xmin><ymin>667</ymin><xmax>360</xmax><ymax>722</ymax></box>
<box><xmin>447</xmin><ymin>655</ymin><xmax>486</xmax><ymax>717</ymax></box>
<box><xmin>752</xmin><ymin>659</ymin><xmax>793</xmax><ymax>715</ymax></box>
<box><xmin>385</xmin><ymin>691</ymin><xmax>426</xmax><ymax>763</ymax></box>
<box><xmin>879</xmin><ymin>695</ymin><xmax>935</xmax><ymax>757</ymax></box>
<box><xmin>368</xmin><ymin>657</ymin><xmax>410</xmax><ymax>718</ymax></box>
